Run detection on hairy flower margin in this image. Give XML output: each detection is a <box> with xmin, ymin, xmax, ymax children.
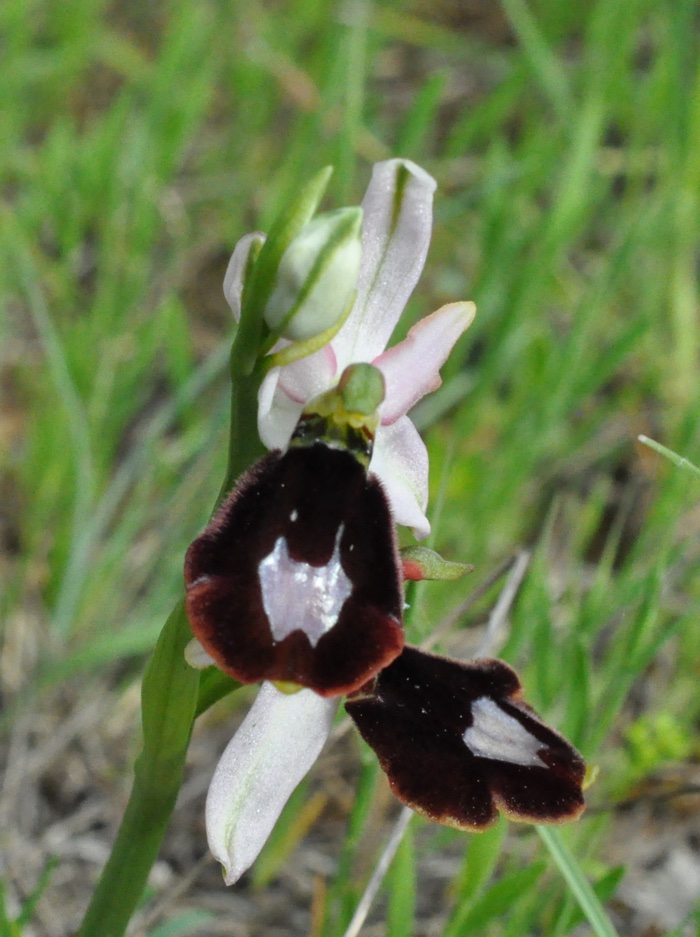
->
<box><xmin>188</xmin><ymin>160</ymin><xmax>585</xmax><ymax>886</ymax></box>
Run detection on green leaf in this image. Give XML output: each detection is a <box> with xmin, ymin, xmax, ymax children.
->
<box><xmin>195</xmin><ymin>668</ymin><xmax>241</xmax><ymax>718</ymax></box>
<box><xmin>448</xmin><ymin>861</ymin><xmax>546</xmax><ymax>936</ymax></box>
<box><xmin>537</xmin><ymin>827</ymin><xmax>620</xmax><ymax>937</ymax></box>
<box><xmin>387</xmin><ymin>824</ymin><xmax>416</xmax><ymax>937</ymax></box>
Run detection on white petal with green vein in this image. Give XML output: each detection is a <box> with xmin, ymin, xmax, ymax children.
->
<box><xmin>206</xmin><ymin>682</ymin><xmax>338</xmax><ymax>885</ymax></box>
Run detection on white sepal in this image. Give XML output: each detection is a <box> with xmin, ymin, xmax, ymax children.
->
<box><xmin>223</xmin><ymin>232</ymin><xmax>266</xmax><ymax>321</ymax></box>
<box><xmin>370</xmin><ymin>416</ymin><xmax>430</xmax><ymax>539</ymax></box>
<box><xmin>332</xmin><ymin>159</ymin><xmax>436</xmax><ymax>365</ymax></box>
<box><xmin>205</xmin><ymin>682</ymin><xmax>338</xmax><ymax>885</ymax></box>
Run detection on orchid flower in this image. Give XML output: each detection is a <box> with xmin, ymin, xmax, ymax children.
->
<box><xmin>224</xmin><ymin>159</ymin><xmax>476</xmax><ymax>539</ymax></box>
<box><xmin>186</xmin><ymin>160</ymin><xmax>585</xmax><ymax>886</ymax></box>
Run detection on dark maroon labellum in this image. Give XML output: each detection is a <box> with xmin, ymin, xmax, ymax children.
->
<box><xmin>346</xmin><ymin>646</ymin><xmax>586</xmax><ymax>828</ymax></box>
<box><xmin>185</xmin><ymin>443</ymin><xmax>404</xmax><ymax>697</ymax></box>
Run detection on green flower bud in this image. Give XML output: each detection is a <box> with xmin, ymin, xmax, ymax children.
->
<box><xmin>263</xmin><ymin>207</ymin><xmax>362</xmax><ymax>341</ymax></box>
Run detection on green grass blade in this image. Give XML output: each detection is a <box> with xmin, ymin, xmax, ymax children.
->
<box><xmin>637</xmin><ymin>435</ymin><xmax>700</xmax><ymax>479</ymax></box>
<box><xmin>537</xmin><ymin>827</ymin><xmax>620</xmax><ymax>937</ymax></box>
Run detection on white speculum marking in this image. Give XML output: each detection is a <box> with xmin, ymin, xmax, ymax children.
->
<box><xmin>462</xmin><ymin>697</ymin><xmax>547</xmax><ymax>768</ymax></box>
<box><xmin>258</xmin><ymin>524</ymin><xmax>353</xmax><ymax>647</ymax></box>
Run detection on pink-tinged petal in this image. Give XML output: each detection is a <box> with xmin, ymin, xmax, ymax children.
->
<box><xmin>371</xmin><ymin>416</ymin><xmax>430</xmax><ymax>539</ymax></box>
<box><xmin>277</xmin><ymin>343</ymin><xmax>338</xmax><ymax>403</ymax></box>
<box><xmin>332</xmin><ymin>160</ymin><xmax>437</xmax><ymax>366</ymax></box>
<box><xmin>206</xmin><ymin>683</ymin><xmax>338</xmax><ymax>885</ymax></box>
<box><xmin>257</xmin><ymin>369</ymin><xmax>304</xmax><ymax>450</ymax></box>
<box><xmin>223</xmin><ymin>232</ymin><xmax>266</xmax><ymax>321</ymax></box>
<box><xmin>374</xmin><ymin>302</ymin><xmax>476</xmax><ymax>424</ymax></box>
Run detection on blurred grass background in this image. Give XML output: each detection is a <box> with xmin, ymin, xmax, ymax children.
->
<box><xmin>1</xmin><ymin>0</ymin><xmax>700</xmax><ymax>934</ymax></box>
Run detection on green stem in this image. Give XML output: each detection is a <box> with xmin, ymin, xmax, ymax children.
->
<box><xmin>221</xmin><ymin>364</ymin><xmax>266</xmax><ymax>501</ymax></box>
<box><xmin>77</xmin><ymin>603</ymin><xmax>199</xmax><ymax>937</ymax></box>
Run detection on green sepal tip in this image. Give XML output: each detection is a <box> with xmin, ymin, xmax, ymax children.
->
<box><xmin>400</xmin><ymin>546</ymin><xmax>475</xmax><ymax>582</ymax></box>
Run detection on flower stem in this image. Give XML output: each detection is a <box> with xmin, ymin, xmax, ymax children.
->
<box><xmin>221</xmin><ymin>364</ymin><xmax>266</xmax><ymax>501</ymax></box>
<box><xmin>77</xmin><ymin>602</ymin><xmax>200</xmax><ymax>937</ymax></box>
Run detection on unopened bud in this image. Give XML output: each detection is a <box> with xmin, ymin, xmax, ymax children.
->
<box><xmin>263</xmin><ymin>208</ymin><xmax>362</xmax><ymax>341</ymax></box>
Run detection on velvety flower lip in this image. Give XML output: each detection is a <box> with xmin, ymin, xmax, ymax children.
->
<box><xmin>185</xmin><ymin>443</ymin><xmax>404</xmax><ymax>697</ymax></box>
<box><xmin>223</xmin><ymin>159</ymin><xmax>476</xmax><ymax>539</ymax></box>
<box><xmin>345</xmin><ymin>646</ymin><xmax>586</xmax><ymax>830</ymax></box>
